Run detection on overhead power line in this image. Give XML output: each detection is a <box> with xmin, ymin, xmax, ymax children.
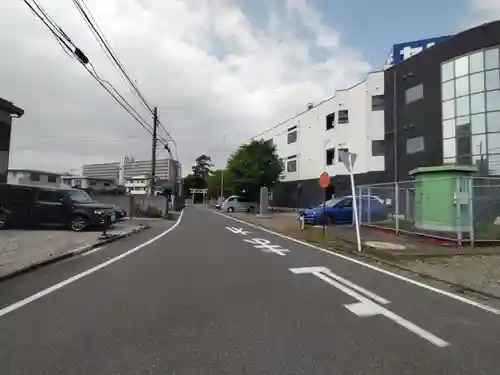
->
<box><xmin>22</xmin><ymin>0</ymin><xmax>170</xmax><ymax>147</ymax></box>
<box><xmin>69</xmin><ymin>0</ymin><xmax>176</xmax><ymax>146</ymax></box>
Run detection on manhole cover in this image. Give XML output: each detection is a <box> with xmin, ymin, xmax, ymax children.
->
<box><xmin>365</xmin><ymin>241</ymin><xmax>406</xmax><ymax>250</ymax></box>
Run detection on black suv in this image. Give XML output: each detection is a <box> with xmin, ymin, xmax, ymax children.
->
<box><xmin>0</xmin><ymin>184</ymin><xmax>116</xmax><ymax>231</ymax></box>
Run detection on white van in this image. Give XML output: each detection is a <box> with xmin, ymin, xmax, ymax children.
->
<box><xmin>221</xmin><ymin>195</ymin><xmax>257</xmax><ymax>213</ymax></box>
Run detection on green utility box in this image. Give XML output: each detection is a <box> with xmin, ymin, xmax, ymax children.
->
<box><xmin>409</xmin><ymin>165</ymin><xmax>477</xmax><ymax>233</ymax></box>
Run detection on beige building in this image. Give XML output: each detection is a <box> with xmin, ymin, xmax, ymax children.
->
<box><xmin>0</xmin><ymin>98</ymin><xmax>24</xmax><ymax>183</ymax></box>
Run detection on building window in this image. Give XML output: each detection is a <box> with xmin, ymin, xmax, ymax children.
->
<box><xmin>47</xmin><ymin>175</ymin><xmax>57</xmax><ymax>183</ymax></box>
<box><xmin>338</xmin><ymin>110</ymin><xmax>349</xmax><ymax>124</ymax></box>
<box><xmin>29</xmin><ymin>173</ymin><xmax>40</xmax><ymax>182</ymax></box>
<box><xmin>287</xmin><ymin>130</ymin><xmax>298</xmax><ymax>144</ymax></box>
<box><xmin>287</xmin><ymin>159</ymin><xmax>297</xmax><ymax>173</ymax></box>
<box><xmin>372</xmin><ymin>140</ymin><xmax>385</xmax><ymax>156</ymax></box>
<box><xmin>405</xmin><ymin>84</ymin><xmax>424</xmax><ymax>104</ymax></box>
<box><xmin>371</xmin><ymin>95</ymin><xmax>385</xmax><ymax>111</ymax></box>
<box><xmin>407</xmin><ymin>136</ymin><xmax>425</xmax><ymax>154</ymax></box>
<box><xmin>441</xmin><ymin>47</ymin><xmax>500</xmax><ymax>172</ymax></box>
<box><xmin>326</xmin><ymin>148</ymin><xmax>335</xmax><ymax>165</ymax></box>
<box><xmin>264</xmin><ymin>139</ymin><xmax>273</xmax><ymax>148</ymax></box>
<box><xmin>326</xmin><ymin>113</ymin><xmax>335</xmax><ymax>130</ymax></box>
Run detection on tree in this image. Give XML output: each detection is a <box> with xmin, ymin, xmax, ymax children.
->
<box><xmin>226</xmin><ymin>139</ymin><xmax>284</xmax><ymax>200</ymax></box>
<box><xmin>182</xmin><ymin>173</ymin><xmax>206</xmax><ymax>196</ymax></box>
<box><xmin>207</xmin><ymin>169</ymin><xmax>232</xmax><ymax>198</ymax></box>
<box><xmin>192</xmin><ymin>154</ymin><xmax>213</xmax><ymax>181</ymax></box>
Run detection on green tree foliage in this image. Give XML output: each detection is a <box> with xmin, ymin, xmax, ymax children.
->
<box><xmin>182</xmin><ymin>154</ymin><xmax>214</xmax><ymax>196</ymax></box>
<box><xmin>226</xmin><ymin>139</ymin><xmax>283</xmax><ymax>200</ymax></box>
<box><xmin>207</xmin><ymin>169</ymin><xmax>232</xmax><ymax>198</ymax></box>
<box><xmin>192</xmin><ymin>154</ymin><xmax>213</xmax><ymax>180</ymax></box>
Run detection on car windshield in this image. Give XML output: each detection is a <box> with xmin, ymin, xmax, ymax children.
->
<box><xmin>68</xmin><ymin>190</ymin><xmax>94</xmax><ymax>204</ymax></box>
<box><xmin>317</xmin><ymin>198</ymin><xmax>342</xmax><ymax>208</ymax></box>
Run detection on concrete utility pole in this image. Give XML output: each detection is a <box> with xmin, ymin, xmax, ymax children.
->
<box><xmin>220</xmin><ymin>132</ymin><xmax>226</xmax><ymax>199</ymax></box>
<box><xmin>151</xmin><ymin>106</ymin><xmax>158</xmax><ymax>195</ymax></box>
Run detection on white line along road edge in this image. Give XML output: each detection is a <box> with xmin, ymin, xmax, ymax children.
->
<box><xmin>212</xmin><ymin>210</ymin><xmax>500</xmax><ymax>316</ymax></box>
<box><xmin>0</xmin><ymin>210</ymin><xmax>185</xmax><ymax>319</ymax></box>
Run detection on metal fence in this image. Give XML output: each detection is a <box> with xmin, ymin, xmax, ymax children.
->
<box><xmin>356</xmin><ymin>176</ymin><xmax>500</xmax><ymax>246</ymax></box>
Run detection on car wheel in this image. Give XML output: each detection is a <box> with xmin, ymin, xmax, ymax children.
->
<box><xmin>326</xmin><ymin>216</ymin><xmax>335</xmax><ymax>225</ymax></box>
<box><xmin>228</xmin><ymin>207</ymin><xmax>235</xmax><ymax>213</ymax></box>
<box><xmin>247</xmin><ymin>206</ymin><xmax>255</xmax><ymax>213</ymax></box>
<box><xmin>0</xmin><ymin>211</ymin><xmax>8</xmax><ymax>230</ymax></box>
<box><xmin>69</xmin><ymin>215</ymin><xmax>88</xmax><ymax>232</ymax></box>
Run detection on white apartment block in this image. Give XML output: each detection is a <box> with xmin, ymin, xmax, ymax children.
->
<box><xmin>254</xmin><ymin>71</ymin><xmax>385</xmax><ymax>183</ymax></box>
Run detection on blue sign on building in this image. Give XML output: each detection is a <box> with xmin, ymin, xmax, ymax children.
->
<box><xmin>385</xmin><ymin>36</ymin><xmax>450</xmax><ymax>69</ymax></box>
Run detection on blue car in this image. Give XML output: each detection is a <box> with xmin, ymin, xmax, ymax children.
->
<box><xmin>300</xmin><ymin>196</ymin><xmax>389</xmax><ymax>226</ymax></box>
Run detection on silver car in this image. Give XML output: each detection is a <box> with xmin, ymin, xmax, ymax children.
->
<box><xmin>221</xmin><ymin>195</ymin><xmax>257</xmax><ymax>213</ymax></box>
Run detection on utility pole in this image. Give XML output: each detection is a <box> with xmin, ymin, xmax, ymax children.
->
<box><xmin>220</xmin><ymin>132</ymin><xmax>226</xmax><ymax>200</ymax></box>
<box><xmin>151</xmin><ymin>106</ymin><xmax>158</xmax><ymax>195</ymax></box>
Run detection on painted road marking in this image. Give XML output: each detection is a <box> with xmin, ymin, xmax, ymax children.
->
<box><xmin>0</xmin><ymin>210</ymin><xmax>185</xmax><ymax>319</ymax></box>
<box><xmin>295</xmin><ymin>266</ymin><xmax>390</xmax><ymax>305</ymax></box>
<box><xmin>291</xmin><ymin>266</ymin><xmax>449</xmax><ymax>347</ymax></box>
<box><xmin>226</xmin><ymin>226</ymin><xmax>251</xmax><ymax>235</ymax></box>
<box><xmin>213</xmin><ymin>210</ymin><xmax>500</xmax><ymax>316</ymax></box>
<box><xmin>243</xmin><ymin>238</ymin><xmax>290</xmax><ymax>256</ymax></box>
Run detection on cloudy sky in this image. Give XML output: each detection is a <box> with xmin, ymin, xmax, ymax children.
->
<box><xmin>2</xmin><ymin>0</ymin><xmax>499</xmax><ymax>174</ymax></box>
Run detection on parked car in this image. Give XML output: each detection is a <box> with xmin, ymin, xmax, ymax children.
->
<box><xmin>220</xmin><ymin>195</ymin><xmax>257</xmax><ymax>213</ymax></box>
<box><xmin>112</xmin><ymin>205</ymin><xmax>127</xmax><ymax>221</ymax></box>
<box><xmin>300</xmin><ymin>196</ymin><xmax>389</xmax><ymax>226</ymax></box>
<box><xmin>0</xmin><ymin>184</ymin><xmax>116</xmax><ymax>231</ymax></box>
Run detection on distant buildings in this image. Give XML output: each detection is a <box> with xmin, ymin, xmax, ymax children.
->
<box><xmin>124</xmin><ymin>175</ymin><xmax>152</xmax><ymax>195</ymax></box>
<box><xmin>8</xmin><ymin>169</ymin><xmax>61</xmax><ymax>187</ymax></box>
<box><xmin>0</xmin><ymin>98</ymin><xmax>24</xmax><ymax>183</ymax></box>
<box><xmin>83</xmin><ymin>156</ymin><xmax>180</xmax><ymax>192</ymax></box>
<box><xmin>60</xmin><ymin>175</ymin><xmax>116</xmax><ymax>193</ymax></box>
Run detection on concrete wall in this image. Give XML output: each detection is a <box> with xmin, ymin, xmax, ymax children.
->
<box><xmin>91</xmin><ymin>194</ymin><xmax>172</xmax><ymax>218</ymax></box>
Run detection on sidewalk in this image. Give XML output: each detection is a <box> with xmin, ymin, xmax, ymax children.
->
<box><xmin>230</xmin><ymin>211</ymin><xmax>500</xmax><ymax>299</ymax></box>
<box><xmin>0</xmin><ymin>218</ymin><xmax>163</xmax><ymax>280</ymax></box>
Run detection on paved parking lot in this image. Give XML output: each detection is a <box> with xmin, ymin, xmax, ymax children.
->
<box><xmin>0</xmin><ymin>220</ymin><xmax>150</xmax><ymax>278</ymax></box>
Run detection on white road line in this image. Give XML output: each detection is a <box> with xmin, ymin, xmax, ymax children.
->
<box><xmin>291</xmin><ymin>267</ymin><xmax>449</xmax><ymax>347</ymax></box>
<box><xmin>292</xmin><ymin>266</ymin><xmax>390</xmax><ymax>305</ymax></box>
<box><xmin>213</xmin><ymin>210</ymin><xmax>500</xmax><ymax>316</ymax></box>
<box><xmin>0</xmin><ymin>210</ymin><xmax>184</xmax><ymax>319</ymax></box>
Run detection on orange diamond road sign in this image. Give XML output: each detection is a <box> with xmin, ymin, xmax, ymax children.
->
<box><xmin>319</xmin><ymin>172</ymin><xmax>330</xmax><ymax>188</ymax></box>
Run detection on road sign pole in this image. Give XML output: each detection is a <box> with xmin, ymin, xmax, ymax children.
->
<box><xmin>338</xmin><ymin>150</ymin><xmax>361</xmax><ymax>252</ymax></box>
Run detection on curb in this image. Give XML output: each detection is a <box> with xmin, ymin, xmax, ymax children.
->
<box><xmin>239</xmin><ymin>215</ymin><xmax>500</xmax><ymax>302</ymax></box>
<box><xmin>0</xmin><ymin>224</ymin><xmax>150</xmax><ymax>282</ymax></box>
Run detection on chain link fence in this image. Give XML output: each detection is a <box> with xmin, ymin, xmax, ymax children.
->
<box><xmin>356</xmin><ymin>176</ymin><xmax>500</xmax><ymax>246</ymax></box>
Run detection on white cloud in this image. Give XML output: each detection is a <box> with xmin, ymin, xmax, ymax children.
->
<box><xmin>465</xmin><ymin>0</ymin><xmax>500</xmax><ymax>28</ymax></box>
<box><xmin>1</xmin><ymin>0</ymin><xmax>370</xmax><ymax>174</ymax></box>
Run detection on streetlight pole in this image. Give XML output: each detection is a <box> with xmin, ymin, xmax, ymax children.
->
<box><xmin>220</xmin><ymin>132</ymin><xmax>226</xmax><ymax>200</ymax></box>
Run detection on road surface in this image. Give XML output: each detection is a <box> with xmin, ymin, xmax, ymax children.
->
<box><xmin>1</xmin><ymin>206</ymin><xmax>499</xmax><ymax>374</ymax></box>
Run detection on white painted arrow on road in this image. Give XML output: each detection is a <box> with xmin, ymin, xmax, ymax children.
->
<box><xmin>290</xmin><ymin>266</ymin><xmax>449</xmax><ymax>348</ymax></box>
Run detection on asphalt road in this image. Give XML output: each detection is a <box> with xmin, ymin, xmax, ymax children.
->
<box><xmin>1</xmin><ymin>206</ymin><xmax>500</xmax><ymax>374</ymax></box>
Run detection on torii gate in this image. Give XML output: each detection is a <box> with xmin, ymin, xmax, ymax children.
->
<box><xmin>189</xmin><ymin>188</ymin><xmax>208</xmax><ymax>204</ymax></box>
